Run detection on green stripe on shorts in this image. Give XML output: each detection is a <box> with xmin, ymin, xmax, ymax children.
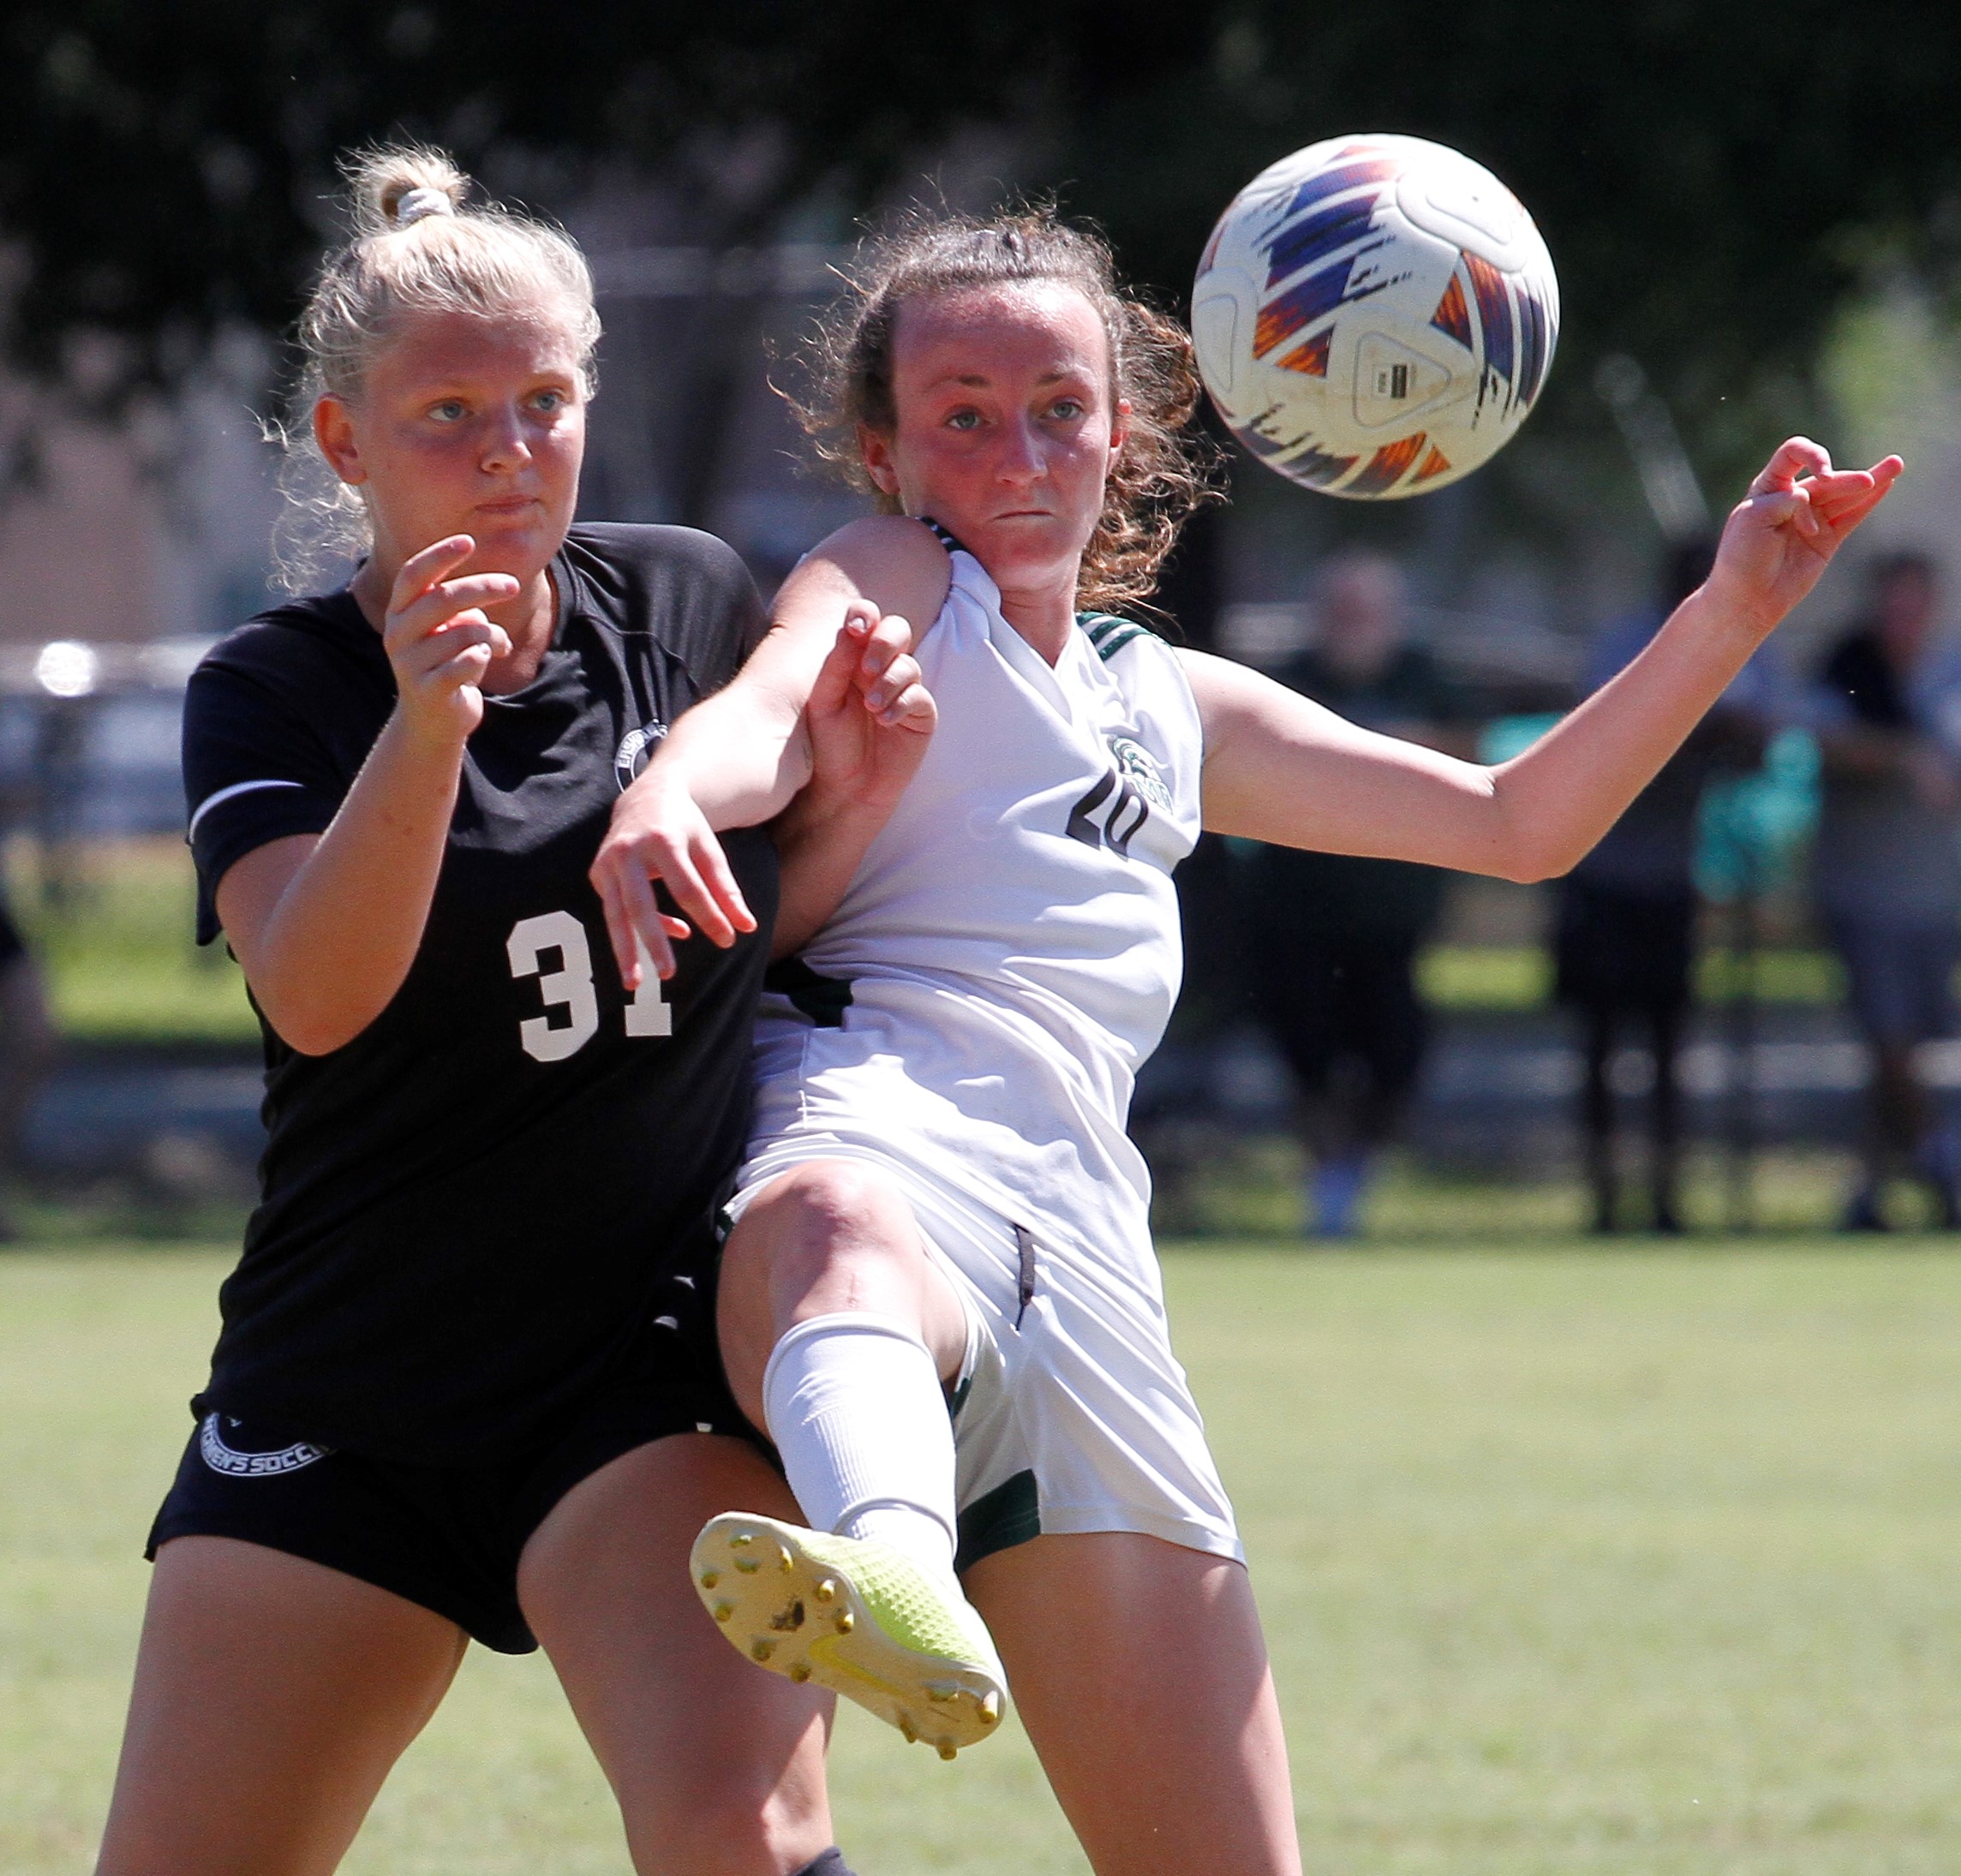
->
<box><xmin>954</xmin><ymin>1469</ymin><xmax>1040</xmax><ymax>1573</ymax></box>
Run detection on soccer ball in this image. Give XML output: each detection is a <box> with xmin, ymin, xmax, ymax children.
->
<box><xmin>1192</xmin><ymin>134</ymin><xmax>1558</xmax><ymax>499</ymax></box>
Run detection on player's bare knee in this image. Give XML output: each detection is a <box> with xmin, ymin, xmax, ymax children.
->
<box><xmin>753</xmin><ymin>1160</ymin><xmax>921</xmax><ymax>1288</ymax></box>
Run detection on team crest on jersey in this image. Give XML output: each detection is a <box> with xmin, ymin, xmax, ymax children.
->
<box><xmin>614</xmin><ymin>721</ymin><xmax>667</xmax><ymax>792</ymax></box>
<box><xmin>1109</xmin><ymin>737</ymin><xmax>1171</xmax><ymax>810</ymax></box>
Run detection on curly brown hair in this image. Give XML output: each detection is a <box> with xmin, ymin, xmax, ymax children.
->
<box><xmin>789</xmin><ymin>205</ymin><xmax>1221</xmax><ymax>617</ymax></box>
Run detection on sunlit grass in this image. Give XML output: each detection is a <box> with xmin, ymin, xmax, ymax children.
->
<box><xmin>0</xmin><ymin>839</ymin><xmax>1854</xmax><ymax>1044</ymax></box>
<box><xmin>10</xmin><ymin>838</ymin><xmax>255</xmax><ymax>1045</ymax></box>
<box><xmin>1153</xmin><ymin>1141</ymin><xmax>1864</xmax><ymax>1241</ymax></box>
<box><xmin>9</xmin><ymin>1244</ymin><xmax>1961</xmax><ymax>1873</ymax></box>
<box><xmin>1415</xmin><ymin>942</ymin><xmax>1844</xmax><ymax>1012</ymax></box>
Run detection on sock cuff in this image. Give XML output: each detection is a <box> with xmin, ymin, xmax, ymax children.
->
<box><xmin>829</xmin><ymin>1491</ymin><xmax>957</xmax><ymax>1538</ymax></box>
<box><xmin>792</xmin><ymin>1850</ymin><xmax>854</xmax><ymax>1876</ymax></box>
<box><xmin>762</xmin><ymin>1310</ymin><xmax>936</xmax><ymax>1407</ymax></box>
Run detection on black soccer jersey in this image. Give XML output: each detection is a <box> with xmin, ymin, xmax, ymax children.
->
<box><xmin>182</xmin><ymin>524</ymin><xmax>778</xmax><ymax>1464</ymax></box>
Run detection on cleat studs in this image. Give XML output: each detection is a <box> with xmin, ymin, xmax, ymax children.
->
<box><xmin>712</xmin><ymin>1602</ymin><xmax>734</xmax><ymax>1622</ymax></box>
<box><xmin>979</xmin><ymin>1691</ymin><xmax>1001</xmax><ymax>1725</ymax></box>
<box><xmin>729</xmin><ymin>1532</ymin><xmax>755</xmax><ymax>1548</ymax></box>
<box><xmin>926</xmin><ymin>1684</ymin><xmax>955</xmax><ymax>1705</ymax></box>
<box><xmin>734</xmin><ymin>1556</ymin><xmax>761</xmax><ymax>1574</ymax></box>
<box><xmin>814</xmin><ymin>1578</ymin><xmax>837</xmax><ymax>1604</ymax></box>
<box><xmin>778</xmin><ymin>1546</ymin><xmax>794</xmax><ymax>1572</ymax></box>
<box><xmin>938</xmin><ymin>1739</ymin><xmax>958</xmax><ymax>1761</ymax></box>
<box><xmin>900</xmin><ymin>1718</ymin><xmax>918</xmax><ymax>1743</ymax></box>
<box><xmin>750</xmin><ymin>1640</ymin><xmax>776</xmax><ymax>1664</ymax></box>
<box><xmin>834</xmin><ymin>1611</ymin><xmax>854</xmax><ymax>1634</ymax></box>
<box><xmin>698</xmin><ymin>1571</ymin><xmax>720</xmax><ymax>1590</ymax></box>
<box><xmin>790</xmin><ymin>1661</ymin><xmax>811</xmax><ymax>1683</ymax></box>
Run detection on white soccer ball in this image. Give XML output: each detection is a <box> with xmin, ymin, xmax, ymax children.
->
<box><xmin>1192</xmin><ymin>134</ymin><xmax>1559</xmax><ymax>499</ymax></box>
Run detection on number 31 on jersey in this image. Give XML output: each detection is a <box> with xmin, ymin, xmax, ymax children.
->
<box><xmin>505</xmin><ymin>910</ymin><xmax>669</xmax><ymax>1062</ymax></box>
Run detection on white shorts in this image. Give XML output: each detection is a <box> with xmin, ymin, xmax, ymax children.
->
<box><xmin>727</xmin><ymin>1139</ymin><xmax>1243</xmax><ymax>1569</ymax></box>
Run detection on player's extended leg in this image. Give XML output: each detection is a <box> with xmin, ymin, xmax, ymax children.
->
<box><xmin>717</xmin><ymin>1159</ymin><xmax>970</xmax><ymax>1423</ymax></box>
<box><xmin>966</xmin><ymin>1532</ymin><xmax>1301</xmax><ymax>1876</ymax></box>
<box><xmin>706</xmin><ymin>1161</ymin><xmax>1006</xmax><ymax>1754</ymax></box>
<box><xmin>518</xmin><ymin>1432</ymin><xmax>841</xmax><ymax>1876</ymax></box>
<box><xmin>95</xmin><ymin>1536</ymin><xmax>468</xmax><ymax>1876</ymax></box>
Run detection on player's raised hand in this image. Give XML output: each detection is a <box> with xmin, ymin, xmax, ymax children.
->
<box><xmin>803</xmin><ymin>601</ymin><xmax>937</xmax><ymax>821</ymax></box>
<box><xmin>383</xmin><ymin>535</ymin><xmax>518</xmax><ymax>744</ymax></box>
<box><xmin>590</xmin><ymin>773</ymin><xmax>753</xmax><ymax>987</ymax></box>
<box><xmin>1707</xmin><ymin>439</ymin><xmax>1904</xmax><ymax>636</ymax></box>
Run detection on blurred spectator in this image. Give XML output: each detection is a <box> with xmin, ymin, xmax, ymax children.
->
<box><xmin>1552</xmin><ymin>541</ymin><xmax>1772</xmax><ymax>1234</ymax></box>
<box><xmin>1237</xmin><ymin>552</ymin><xmax>1476</xmax><ymax>1237</ymax></box>
<box><xmin>1810</xmin><ymin>552</ymin><xmax>1961</xmax><ymax>1229</ymax></box>
<box><xmin>0</xmin><ymin>886</ymin><xmax>54</xmax><ymax>1238</ymax></box>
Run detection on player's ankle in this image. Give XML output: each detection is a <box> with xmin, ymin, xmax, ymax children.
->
<box><xmin>840</xmin><ymin>1503</ymin><xmax>960</xmax><ymax>1586</ymax></box>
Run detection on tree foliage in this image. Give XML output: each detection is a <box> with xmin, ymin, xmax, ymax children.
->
<box><xmin>3</xmin><ymin>0</ymin><xmax>1958</xmax><ymax>465</ymax></box>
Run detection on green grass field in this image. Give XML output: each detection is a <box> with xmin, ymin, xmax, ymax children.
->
<box><xmin>7</xmin><ymin>834</ymin><xmax>1856</xmax><ymax>1046</ymax></box>
<box><xmin>11</xmin><ymin>840</ymin><xmax>257</xmax><ymax>1046</ymax></box>
<box><xmin>8</xmin><ymin>1242</ymin><xmax>1961</xmax><ymax>1873</ymax></box>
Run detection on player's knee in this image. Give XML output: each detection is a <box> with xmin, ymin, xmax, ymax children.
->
<box><xmin>756</xmin><ymin>1160</ymin><xmax>919</xmax><ymax>1281</ymax></box>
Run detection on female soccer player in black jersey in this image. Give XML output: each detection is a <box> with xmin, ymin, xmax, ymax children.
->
<box><xmin>93</xmin><ymin>148</ymin><xmax>926</xmax><ymax>1876</ymax></box>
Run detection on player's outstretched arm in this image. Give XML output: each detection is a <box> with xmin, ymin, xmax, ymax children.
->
<box><xmin>590</xmin><ymin>515</ymin><xmax>946</xmax><ymax>984</ymax></box>
<box><xmin>1193</xmin><ymin>439</ymin><xmax>1901</xmax><ymax>880</ymax></box>
<box><xmin>216</xmin><ymin>536</ymin><xmax>517</xmax><ymax>1056</ymax></box>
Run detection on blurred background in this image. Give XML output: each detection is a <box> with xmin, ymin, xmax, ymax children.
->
<box><xmin>3</xmin><ymin>0</ymin><xmax>1961</xmax><ymax>1241</ymax></box>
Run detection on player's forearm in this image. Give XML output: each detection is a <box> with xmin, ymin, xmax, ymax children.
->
<box><xmin>768</xmin><ymin>796</ymin><xmax>887</xmax><ymax>959</ymax></box>
<box><xmin>1193</xmin><ymin>584</ymin><xmax>1767</xmax><ymax>881</ymax></box>
<box><xmin>236</xmin><ymin>713</ymin><xmax>463</xmax><ymax>1054</ymax></box>
<box><xmin>638</xmin><ymin>678</ymin><xmax>812</xmax><ymax>831</ymax></box>
<box><xmin>650</xmin><ymin>526</ymin><xmax>941</xmax><ymax>833</ymax></box>
<box><xmin>1483</xmin><ymin>585</ymin><xmax>1767</xmax><ymax>878</ymax></box>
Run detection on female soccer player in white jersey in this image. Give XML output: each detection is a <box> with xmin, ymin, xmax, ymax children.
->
<box><xmin>94</xmin><ymin>147</ymin><xmax>932</xmax><ymax>1876</ymax></box>
<box><xmin>590</xmin><ymin>209</ymin><xmax>1899</xmax><ymax>1875</ymax></box>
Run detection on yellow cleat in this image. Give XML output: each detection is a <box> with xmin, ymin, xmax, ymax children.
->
<box><xmin>690</xmin><ymin>1512</ymin><xmax>1009</xmax><ymax>1758</ymax></box>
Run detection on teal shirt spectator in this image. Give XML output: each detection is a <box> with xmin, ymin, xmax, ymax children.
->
<box><xmin>1570</xmin><ymin>606</ymin><xmax>1779</xmax><ymax>896</ymax></box>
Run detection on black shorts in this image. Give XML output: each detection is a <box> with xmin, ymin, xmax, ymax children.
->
<box><xmin>146</xmin><ymin>1282</ymin><xmax>763</xmax><ymax>1654</ymax></box>
<box><xmin>1554</xmin><ymin>877</ymin><xmax>1697</xmax><ymax>1015</ymax></box>
<box><xmin>1251</xmin><ymin>929</ymin><xmax>1429</xmax><ymax>1107</ymax></box>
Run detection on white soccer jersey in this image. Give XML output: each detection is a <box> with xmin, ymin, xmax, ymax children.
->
<box><xmin>736</xmin><ymin>545</ymin><xmax>1241</xmax><ymax>1565</ymax></box>
<box><xmin>754</xmin><ymin>545</ymin><xmax>1204</xmax><ymax>1270</ymax></box>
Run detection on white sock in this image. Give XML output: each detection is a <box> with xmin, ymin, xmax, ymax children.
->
<box><xmin>762</xmin><ymin>1311</ymin><xmax>960</xmax><ymax>1584</ymax></box>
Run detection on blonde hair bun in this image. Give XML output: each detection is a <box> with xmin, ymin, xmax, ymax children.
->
<box><xmin>272</xmin><ymin>140</ymin><xmax>601</xmax><ymax>592</ymax></box>
<box><xmin>344</xmin><ymin>144</ymin><xmax>469</xmax><ymax>236</ymax></box>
